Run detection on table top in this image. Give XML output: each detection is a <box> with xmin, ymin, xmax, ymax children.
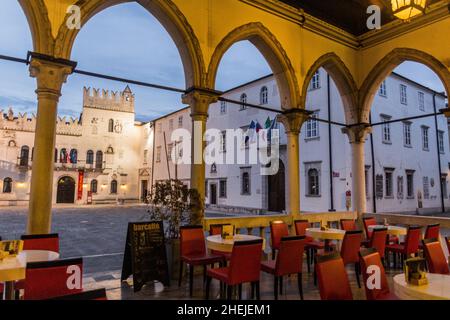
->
<box><xmin>305</xmin><ymin>228</ymin><xmax>346</xmax><ymax>240</ymax></box>
<box><xmin>368</xmin><ymin>225</ymin><xmax>407</xmax><ymax>236</ymax></box>
<box><xmin>0</xmin><ymin>250</ymin><xmax>60</xmax><ymax>282</ymax></box>
<box><xmin>206</xmin><ymin>234</ymin><xmax>265</xmax><ymax>253</ymax></box>
<box><xmin>393</xmin><ymin>273</ymin><xmax>450</xmax><ymax>300</ymax></box>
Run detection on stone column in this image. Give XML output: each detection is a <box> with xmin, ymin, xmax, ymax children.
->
<box><xmin>27</xmin><ymin>53</ymin><xmax>76</xmax><ymax>234</ymax></box>
<box><xmin>342</xmin><ymin>124</ymin><xmax>372</xmax><ymax>222</ymax></box>
<box><xmin>278</xmin><ymin>109</ymin><xmax>311</xmax><ymax>216</ymax></box>
<box><xmin>182</xmin><ymin>88</ymin><xmax>219</xmax><ymax>224</ymax></box>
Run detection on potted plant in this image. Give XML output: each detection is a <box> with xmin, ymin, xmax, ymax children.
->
<box><xmin>147</xmin><ymin>179</ymin><xmax>202</xmax><ymax>280</ymax></box>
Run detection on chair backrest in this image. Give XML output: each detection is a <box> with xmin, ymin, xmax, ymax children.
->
<box><xmin>424</xmin><ymin>224</ymin><xmax>440</xmax><ymax>240</ymax></box>
<box><xmin>446</xmin><ymin>237</ymin><xmax>450</xmax><ymax>256</ymax></box>
<box><xmin>362</xmin><ymin>217</ymin><xmax>376</xmax><ymax>239</ymax></box>
<box><xmin>50</xmin><ymin>288</ymin><xmax>107</xmax><ymax>300</ymax></box>
<box><xmin>24</xmin><ymin>258</ymin><xmax>83</xmax><ymax>300</ymax></box>
<box><xmin>21</xmin><ymin>233</ymin><xmax>59</xmax><ymax>252</ymax></box>
<box><xmin>316</xmin><ymin>252</ymin><xmax>353</xmax><ymax>300</ymax></box>
<box><xmin>422</xmin><ymin>239</ymin><xmax>450</xmax><ymax>275</ymax></box>
<box><xmin>275</xmin><ymin>236</ymin><xmax>305</xmax><ymax>276</ymax></box>
<box><xmin>340</xmin><ymin>219</ymin><xmax>357</xmax><ymax>231</ymax></box>
<box><xmin>404</xmin><ymin>226</ymin><xmax>422</xmax><ymax>255</ymax></box>
<box><xmin>228</xmin><ymin>239</ymin><xmax>263</xmax><ymax>285</ymax></box>
<box><xmin>340</xmin><ymin>230</ymin><xmax>363</xmax><ymax>264</ymax></box>
<box><xmin>359</xmin><ymin>248</ymin><xmax>390</xmax><ymax>300</ymax></box>
<box><xmin>294</xmin><ymin>220</ymin><xmax>310</xmax><ymax>237</ymax></box>
<box><xmin>369</xmin><ymin>227</ymin><xmax>388</xmax><ymax>258</ymax></box>
<box><xmin>270</xmin><ymin>221</ymin><xmax>289</xmax><ymax>250</ymax></box>
<box><xmin>180</xmin><ymin>225</ymin><xmax>206</xmax><ymax>257</ymax></box>
<box><xmin>209</xmin><ymin>224</ymin><xmax>232</xmax><ymax>236</ymax></box>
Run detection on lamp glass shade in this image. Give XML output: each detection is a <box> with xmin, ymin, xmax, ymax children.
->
<box><xmin>391</xmin><ymin>0</ymin><xmax>427</xmax><ymax>20</ymax></box>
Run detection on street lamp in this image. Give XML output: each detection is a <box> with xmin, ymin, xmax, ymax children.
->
<box><xmin>391</xmin><ymin>0</ymin><xmax>427</xmax><ymax>20</ymax></box>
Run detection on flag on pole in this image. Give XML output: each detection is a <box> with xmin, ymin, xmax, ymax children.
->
<box><xmin>264</xmin><ymin>116</ymin><xmax>272</xmax><ymax>129</ymax></box>
<box><xmin>245</xmin><ymin>120</ymin><xmax>256</xmax><ymax>144</ymax></box>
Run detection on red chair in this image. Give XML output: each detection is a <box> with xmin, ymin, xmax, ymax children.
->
<box><xmin>340</xmin><ymin>219</ymin><xmax>357</xmax><ymax>231</ymax></box>
<box><xmin>359</xmin><ymin>248</ymin><xmax>398</xmax><ymax>300</ymax></box>
<box><xmin>294</xmin><ymin>220</ymin><xmax>334</xmax><ymax>273</ymax></box>
<box><xmin>261</xmin><ymin>236</ymin><xmax>305</xmax><ymax>300</ymax></box>
<box><xmin>340</xmin><ymin>230</ymin><xmax>363</xmax><ymax>288</ymax></box>
<box><xmin>362</xmin><ymin>217</ymin><xmax>377</xmax><ymax>240</ymax></box>
<box><xmin>422</xmin><ymin>239</ymin><xmax>449</xmax><ymax>275</ymax></box>
<box><xmin>270</xmin><ymin>221</ymin><xmax>289</xmax><ymax>260</ymax></box>
<box><xmin>21</xmin><ymin>233</ymin><xmax>59</xmax><ymax>252</ymax></box>
<box><xmin>50</xmin><ymin>288</ymin><xmax>107</xmax><ymax>300</ymax></box>
<box><xmin>386</xmin><ymin>226</ymin><xmax>422</xmax><ymax>268</ymax></box>
<box><xmin>209</xmin><ymin>224</ymin><xmax>232</xmax><ymax>262</ymax></box>
<box><xmin>315</xmin><ymin>252</ymin><xmax>352</xmax><ymax>300</ymax></box>
<box><xmin>179</xmin><ymin>225</ymin><xmax>223</xmax><ymax>297</ymax></box>
<box><xmin>367</xmin><ymin>227</ymin><xmax>388</xmax><ymax>261</ymax></box>
<box><xmin>206</xmin><ymin>239</ymin><xmax>263</xmax><ymax>300</ymax></box>
<box><xmin>419</xmin><ymin>224</ymin><xmax>440</xmax><ymax>250</ymax></box>
<box><xmin>24</xmin><ymin>258</ymin><xmax>83</xmax><ymax>300</ymax></box>
<box><xmin>446</xmin><ymin>237</ymin><xmax>450</xmax><ymax>256</ymax></box>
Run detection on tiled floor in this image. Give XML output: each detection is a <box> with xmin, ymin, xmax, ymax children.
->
<box><xmin>84</xmin><ymin>262</ymin><xmax>400</xmax><ymax>300</ymax></box>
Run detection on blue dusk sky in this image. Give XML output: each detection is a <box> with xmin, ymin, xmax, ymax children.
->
<box><xmin>0</xmin><ymin>1</ymin><xmax>445</xmax><ymax>122</ymax></box>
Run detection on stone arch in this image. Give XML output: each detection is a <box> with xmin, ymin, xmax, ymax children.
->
<box><xmin>17</xmin><ymin>0</ymin><xmax>54</xmax><ymax>55</ymax></box>
<box><xmin>207</xmin><ymin>22</ymin><xmax>300</xmax><ymax>110</ymax></box>
<box><xmin>301</xmin><ymin>53</ymin><xmax>359</xmax><ymax>124</ymax></box>
<box><xmin>54</xmin><ymin>0</ymin><xmax>206</xmax><ymax>88</ymax></box>
<box><xmin>360</xmin><ymin>48</ymin><xmax>450</xmax><ymax>122</ymax></box>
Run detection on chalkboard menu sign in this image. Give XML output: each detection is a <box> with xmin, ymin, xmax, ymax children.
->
<box><xmin>121</xmin><ymin>221</ymin><xmax>170</xmax><ymax>292</ymax></box>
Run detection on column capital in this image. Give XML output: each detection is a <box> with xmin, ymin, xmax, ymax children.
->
<box><xmin>341</xmin><ymin>123</ymin><xmax>372</xmax><ymax>144</ymax></box>
<box><xmin>277</xmin><ymin>109</ymin><xmax>312</xmax><ymax>135</ymax></box>
<box><xmin>28</xmin><ymin>52</ymin><xmax>76</xmax><ymax>99</ymax></box>
<box><xmin>182</xmin><ymin>87</ymin><xmax>221</xmax><ymax>118</ymax></box>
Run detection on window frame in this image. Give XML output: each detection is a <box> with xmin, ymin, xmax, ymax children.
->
<box><xmin>400</xmin><ymin>84</ymin><xmax>408</xmax><ymax>105</ymax></box>
<box><xmin>260</xmin><ymin>86</ymin><xmax>268</xmax><ymax>105</ymax></box>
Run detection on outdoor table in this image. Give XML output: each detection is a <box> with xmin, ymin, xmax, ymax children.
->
<box><xmin>368</xmin><ymin>225</ymin><xmax>407</xmax><ymax>236</ymax></box>
<box><xmin>206</xmin><ymin>234</ymin><xmax>266</xmax><ymax>253</ymax></box>
<box><xmin>393</xmin><ymin>273</ymin><xmax>450</xmax><ymax>300</ymax></box>
<box><xmin>305</xmin><ymin>228</ymin><xmax>346</xmax><ymax>251</ymax></box>
<box><xmin>0</xmin><ymin>249</ymin><xmax>60</xmax><ymax>300</ymax></box>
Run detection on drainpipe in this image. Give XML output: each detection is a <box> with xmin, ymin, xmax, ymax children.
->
<box><xmin>327</xmin><ymin>74</ymin><xmax>335</xmax><ymax>211</ymax></box>
<box><xmin>369</xmin><ymin>113</ymin><xmax>377</xmax><ymax>213</ymax></box>
<box><xmin>433</xmin><ymin>93</ymin><xmax>445</xmax><ymax>213</ymax></box>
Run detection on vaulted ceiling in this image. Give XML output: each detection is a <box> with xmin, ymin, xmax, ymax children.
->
<box><xmin>278</xmin><ymin>0</ymin><xmax>443</xmax><ymax>36</ymax></box>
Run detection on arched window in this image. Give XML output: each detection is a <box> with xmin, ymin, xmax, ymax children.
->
<box><xmin>91</xmin><ymin>179</ymin><xmax>98</xmax><ymax>193</ymax></box>
<box><xmin>96</xmin><ymin>151</ymin><xmax>103</xmax><ymax>169</ymax></box>
<box><xmin>60</xmin><ymin>148</ymin><xmax>68</xmax><ymax>163</ymax></box>
<box><xmin>54</xmin><ymin>148</ymin><xmax>58</xmax><ymax>163</ymax></box>
<box><xmin>260</xmin><ymin>86</ymin><xmax>268</xmax><ymax>105</ymax></box>
<box><xmin>3</xmin><ymin>177</ymin><xmax>12</xmax><ymax>193</ymax></box>
<box><xmin>108</xmin><ymin>119</ymin><xmax>114</xmax><ymax>133</ymax></box>
<box><xmin>110</xmin><ymin>180</ymin><xmax>117</xmax><ymax>194</ymax></box>
<box><xmin>69</xmin><ymin>149</ymin><xmax>78</xmax><ymax>164</ymax></box>
<box><xmin>240</xmin><ymin>93</ymin><xmax>247</xmax><ymax>110</ymax></box>
<box><xmin>308</xmin><ymin>169</ymin><xmax>320</xmax><ymax>196</ymax></box>
<box><xmin>86</xmin><ymin>150</ymin><xmax>94</xmax><ymax>164</ymax></box>
<box><xmin>19</xmin><ymin>146</ymin><xmax>29</xmax><ymax>166</ymax></box>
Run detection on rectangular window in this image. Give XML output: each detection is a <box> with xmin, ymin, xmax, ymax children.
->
<box><xmin>158</xmin><ymin>123</ymin><xmax>162</xmax><ymax>133</ymax></box>
<box><xmin>221</xmin><ymin>131</ymin><xmax>226</xmax><ymax>153</ymax></box>
<box><xmin>423</xmin><ymin>176</ymin><xmax>429</xmax><ymax>199</ymax></box>
<box><xmin>422</xmin><ymin>126</ymin><xmax>429</xmax><ymax>151</ymax></box>
<box><xmin>310</xmin><ymin>71</ymin><xmax>320</xmax><ymax>90</ymax></box>
<box><xmin>381</xmin><ymin>115</ymin><xmax>391</xmax><ymax>143</ymax></box>
<box><xmin>167</xmin><ymin>143</ymin><xmax>173</xmax><ymax>161</ymax></box>
<box><xmin>438</xmin><ymin>130</ymin><xmax>445</xmax><ymax>153</ymax></box>
<box><xmin>379</xmin><ymin>80</ymin><xmax>387</xmax><ymax>97</ymax></box>
<box><xmin>400</xmin><ymin>84</ymin><xmax>408</xmax><ymax>105</ymax></box>
<box><xmin>385</xmin><ymin>169</ymin><xmax>394</xmax><ymax>198</ymax></box>
<box><xmin>143</xmin><ymin>149</ymin><xmax>148</xmax><ymax>164</ymax></box>
<box><xmin>403</xmin><ymin>122</ymin><xmax>411</xmax><ymax>147</ymax></box>
<box><xmin>406</xmin><ymin>170</ymin><xmax>414</xmax><ymax>198</ymax></box>
<box><xmin>306</xmin><ymin>112</ymin><xmax>319</xmax><ymax>139</ymax></box>
<box><xmin>365</xmin><ymin>167</ymin><xmax>370</xmax><ymax>198</ymax></box>
<box><xmin>442</xmin><ymin>176</ymin><xmax>448</xmax><ymax>199</ymax></box>
<box><xmin>169</xmin><ymin>119</ymin><xmax>174</xmax><ymax>130</ymax></box>
<box><xmin>418</xmin><ymin>92</ymin><xmax>425</xmax><ymax>111</ymax></box>
<box><xmin>156</xmin><ymin>146</ymin><xmax>161</xmax><ymax>162</ymax></box>
<box><xmin>178</xmin><ymin>116</ymin><xmax>183</xmax><ymax>128</ymax></box>
<box><xmin>220</xmin><ymin>101</ymin><xmax>227</xmax><ymax>114</ymax></box>
<box><xmin>241</xmin><ymin>169</ymin><xmax>251</xmax><ymax>195</ymax></box>
<box><xmin>219</xmin><ymin>180</ymin><xmax>227</xmax><ymax>198</ymax></box>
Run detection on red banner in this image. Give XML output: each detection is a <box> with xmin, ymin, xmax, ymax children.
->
<box><xmin>77</xmin><ymin>170</ymin><xmax>84</xmax><ymax>200</ymax></box>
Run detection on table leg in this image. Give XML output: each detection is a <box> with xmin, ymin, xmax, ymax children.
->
<box><xmin>4</xmin><ymin>281</ymin><xmax>15</xmax><ymax>300</ymax></box>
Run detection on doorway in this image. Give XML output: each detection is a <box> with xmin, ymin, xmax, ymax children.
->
<box><xmin>268</xmin><ymin>160</ymin><xmax>285</xmax><ymax>212</ymax></box>
<box><xmin>56</xmin><ymin>176</ymin><xmax>76</xmax><ymax>204</ymax></box>
<box><xmin>210</xmin><ymin>183</ymin><xmax>218</xmax><ymax>205</ymax></box>
<box><xmin>141</xmin><ymin>180</ymin><xmax>148</xmax><ymax>202</ymax></box>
